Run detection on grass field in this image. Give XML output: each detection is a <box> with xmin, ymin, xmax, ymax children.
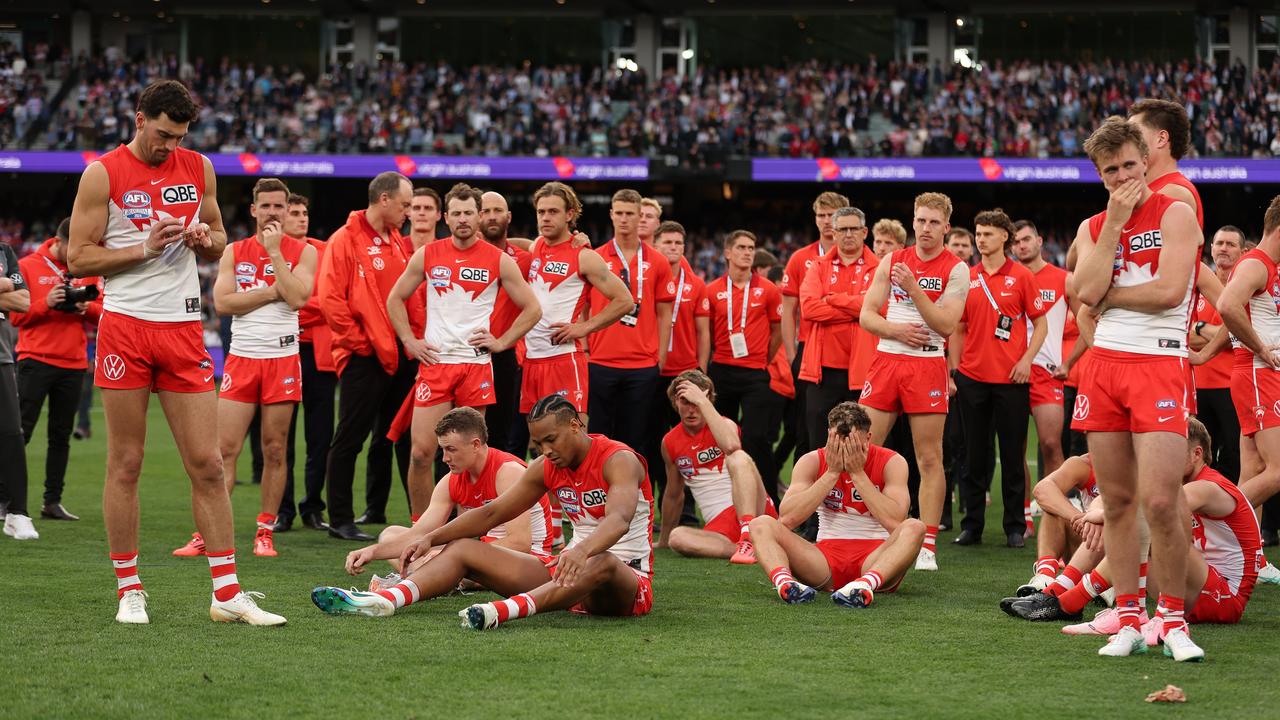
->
<box><xmin>3</xmin><ymin>400</ymin><xmax>1279</xmax><ymax>719</ymax></box>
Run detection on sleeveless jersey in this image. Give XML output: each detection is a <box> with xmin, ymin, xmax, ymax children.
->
<box><xmin>1030</xmin><ymin>263</ymin><xmax>1069</xmax><ymax>370</ymax></box>
<box><xmin>1148</xmin><ymin>171</ymin><xmax>1204</xmax><ymax>229</ymax></box>
<box><xmin>447</xmin><ymin>447</ymin><xmax>552</xmax><ymax>556</ymax></box>
<box><xmin>544</xmin><ymin>435</ymin><xmax>654</xmax><ymax>574</ymax></box>
<box><xmin>1231</xmin><ymin>249</ymin><xmax>1280</xmax><ymax>370</ymax></box>
<box><xmin>1189</xmin><ymin>466</ymin><xmax>1264</xmax><ymax>594</ymax></box>
<box><xmin>97</xmin><ymin>144</ymin><xmax>207</xmax><ymax>322</ymax></box>
<box><xmin>662</xmin><ymin>420</ymin><xmax>739</xmax><ymax>522</ymax></box>
<box><xmin>1088</xmin><ymin>194</ymin><xmax>1195</xmax><ymax>357</ymax></box>
<box><xmin>525</xmin><ymin>237</ymin><xmax>592</xmax><ymax>360</ymax></box>
<box><xmin>878</xmin><ymin>247</ymin><xmax>963</xmax><ymax>357</ymax></box>
<box><xmin>228</xmin><ymin>234</ymin><xmax>306</xmax><ymax>358</ymax></box>
<box><xmin>813</xmin><ymin>444</ymin><xmax>898</xmax><ymax>542</ymax></box>
<box><xmin>422</xmin><ymin>238</ymin><xmax>503</xmax><ymax>365</ymax></box>
<box><xmin>1076</xmin><ymin>455</ymin><xmax>1101</xmax><ymax>512</ymax></box>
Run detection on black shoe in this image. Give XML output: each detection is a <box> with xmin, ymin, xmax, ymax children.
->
<box><xmin>1014</xmin><ymin>583</ymin><xmax>1040</xmax><ymax>597</ymax></box>
<box><xmin>328</xmin><ymin>523</ymin><xmax>374</xmax><ymax>541</ymax></box>
<box><xmin>1010</xmin><ymin>593</ymin><xmax>1081</xmax><ymax>622</ymax></box>
<box><xmin>1263</xmin><ymin>528</ymin><xmax>1279</xmax><ymax>548</ymax></box>
<box><xmin>355</xmin><ymin>511</ymin><xmax>387</xmax><ymax>525</ymax></box>
<box><xmin>40</xmin><ymin>504</ymin><xmax>80</xmax><ymax>521</ymax></box>
<box><xmin>301</xmin><ymin>512</ymin><xmax>330</xmax><ymax>531</ymax></box>
<box><xmin>271</xmin><ymin>515</ymin><xmax>294</xmax><ymax>533</ymax></box>
<box><xmin>999</xmin><ymin>594</ymin><xmax>1029</xmax><ymax>615</ymax></box>
<box><xmin>1006</xmin><ymin>532</ymin><xmax>1026</xmax><ymax>549</ymax></box>
<box><xmin>953</xmin><ymin>529</ymin><xmax>982</xmax><ymax>545</ymax></box>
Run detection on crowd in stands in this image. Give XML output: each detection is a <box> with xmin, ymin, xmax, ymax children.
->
<box><xmin>6</xmin><ymin>51</ymin><xmax>1280</xmax><ymax>163</ymax></box>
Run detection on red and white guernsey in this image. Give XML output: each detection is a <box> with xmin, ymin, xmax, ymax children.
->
<box><xmin>1088</xmin><ymin>193</ymin><xmax>1195</xmax><ymax>357</ymax></box>
<box><xmin>1148</xmin><ymin>171</ymin><xmax>1204</xmax><ymax>229</ymax></box>
<box><xmin>448</xmin><ymin>447</ymin><xmax>552</xmax><ymax>556</ymax></box>
<box><xmin>1076</xmin><ymin>455</ymin><xmax>1101</xmax><ymax>512</ymax></box>
<box><xmin>544</xmin><ymin>435</ymin><xmax>654</xmax><ymax>574</ymax></box>
<box><xmin>525</xmin><ymin>237</ymin><xmax>591</xmax><ymax>360</ymax></box>
<box><xmin>229</xmin><ymin>235</ymin><xmax>306</xmax><ymax>359</ymax></box>
<box><xmin>662</xmin><ymin>420</ymin><xmax>739</xmax><ymax>522</ymax></box>
<box><xmin>879</xmin><ymin>247</ymin><xmax>963</xmax><ymax>357</ymax></box>
<box><xmin>1189</xmin><ymin>466</ymin><xmax>1264</xmax><ymax>595</ymax></box>
<box><xmin>813</xmin><ymin>444</ymin><xmax>898</xmax><ymax>542</ymax></box>
<box><xmin>1030</xmin><ymin>264</ymin><xmax>1069</xmax><ymax>371</ymax></box>
<box><xmin>98</xmin><ymin>144</ymin><xmax>207</xmax><ymax>321</ymax></box>
<box><xmin>1231</xmin><ymin>248</ymin><xmax>1280</xmax><ymax>370</ymax></box>
<box><xmin>422</xmin><ymin>238</ymin><xmax>503</xmax><ymax>365</ymax></box>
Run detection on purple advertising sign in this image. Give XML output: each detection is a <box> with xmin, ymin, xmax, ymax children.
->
<box><xmin>751</xmin><ymin>157</ymin><xmax>1280</xmax><ymax>183</ymax></box>
<box><xmin>0</xmin><ymin>151</ymin><xmax>649</xmax><ymax>180</ymax></box>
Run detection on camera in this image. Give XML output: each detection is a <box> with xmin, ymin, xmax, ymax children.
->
<box><xmin>52</xmin><ymin>281</ymin><xmax>99</xmax><ymax>313</ymax></box>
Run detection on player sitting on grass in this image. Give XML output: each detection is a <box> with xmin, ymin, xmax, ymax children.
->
<box><xmin>317</xmin><ymin>394</ymin><xmax>654</xmax><ymax>628</ymax></box>
<box><xmin>749</xmin><ymin>401</ymin><xmax>925</xmax><ymax>608</ymax></box>
<box><xmin>656</xmin><ymin>369</ymin><xmax>776</xmax><ymax>564</ymax></box>
<box><xmin>1009</xmin><ymin>454</ymin><xmax>1106</xmax><ymax>597</ymax></box>
<box><xmin>1008</xmin><ymin>419</ymin><xmax>1261</xmax><ymax>661</ymax></box>
<box><xmin>311</xmin><ymin>407</ymin><xmax>553</xmax><ymax>616</ymax></box>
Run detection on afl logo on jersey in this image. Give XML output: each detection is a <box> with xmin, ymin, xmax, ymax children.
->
<box><xmin>121</xmin><ymin>191</ymin><xmax>153</xmax><ymax>220</ymax></box>
<box><xmin>459</xmin><ymin>267</ymin><xmax>490</xmax><ymax>283</ymax></box>
<box><xmin>555</xmin><ymin>487</ymin><xmax>580</xmax><ymax>515</ymax></box>
<box><xmin>430</xmin><ymin>266</ymin><xmax>451</xmax><ymax>287</ymax></box>
<box><xmin>235</xmin><ymin>261</ymin><xmax>257</xmax><ymax>284</ymax></box>
<box><xmin>823</xmin><ymin>487</ymin><xmax>843</xmax><ymax>511</ymax></box>
<box><xmin>160</xmin><ymin>184</ymin><xmax>199</xmax><ymax>205</ymax></box>
<box><xmin>675</xmin><ymin>456</ymin><xmax>693</xmax><ymax>476</ymax></box>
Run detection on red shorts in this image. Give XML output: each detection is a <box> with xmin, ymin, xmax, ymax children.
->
<box><xmin>1230</xmin><ymin>365</ymin><xmax>1280</xmax><ymax>438</ymax></box>
<box><xmin>414</xmin><ymin>362</ymin><xmax>495</xmax><ymax>408</ymax></box>
<box><xmin>1070</xmin><ymin>348</ymin><xmax>1188</xmax><ymax>435</ymax></box>
<box><xmin>702</xmin><ymin>500</ymin><xmax>778</xmax><ymax>543</ymax></box>
<box><xmin>567</xmin><ymin>565</ymin><xmax>653</xmax><ymax>617</ymax></box>
<box><xmin>1187</xmin><ymin>565</ymin><xmax>1249</xmax><ymax>624</ymax></box>
<box><xmin>1029</xmin><ymin>364</ymin><xmax>1065</xmax><ymax>408</ymax></box>
<box><xmin>95</xmin><ymin>311</ymin><xmax>213</xmax><ymax>393</ymax></box>
<box><xmin>520</xmin><ymin>352</ymin><xmax>588</xmax><ymax>413</ymax></box>
<box><xmin>859</xmin><ymin>352</ymin><xmax>949</xmax><ymax>415</ymax></box>
<box><xmin>815</xmin><ymin>538</ymin><xmax>899</xmax><ymax>591</ymax></box>
<box><xmin>220</xmin><ymin>354</ymin><xmax>302</xmax><ymax>404</ymax></box>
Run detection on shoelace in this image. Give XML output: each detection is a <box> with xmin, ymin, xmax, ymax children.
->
<box><xmin>123</xmin><ymin>590</ymin><xmax>149</xmax><ymax>613</ymax></box>
<box><xmin>239</xmin><ymin>590</ymin><xmax>267</xmax><ymax>609</ymax></box>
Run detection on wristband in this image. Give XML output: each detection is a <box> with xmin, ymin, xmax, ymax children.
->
<box><xmin>143</xmin><ymin>244</ymin><xmax>163</xmax><ymax>260</ymax></box>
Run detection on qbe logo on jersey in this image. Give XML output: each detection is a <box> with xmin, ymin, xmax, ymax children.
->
<box><xmin>542</xmin><ymin>261</ymin><xmax>570</xmax><ymax>276</ymax></box>
<box><xmin>121</xmin><ymin>191</ymin><xmax>152</xmax><ymax>220</ymax></box>
<box><xmin>918</xmin><ymin>277</ymin><xmax>943</xmax><ymax>292</ymax></box>
<box><xmin>459</xmin><ymin>267</ymin><xmax>489</xmax><ymax>283</ymax></box>
<box><xmin>161</xmin><ymin>184</ymin><xmax>199</xmax><ymax>205</ymax></box>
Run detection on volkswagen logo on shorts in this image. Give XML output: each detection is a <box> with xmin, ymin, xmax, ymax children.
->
<box><xmin>101</xmin><ymin>354</ymin><xmax>127</xmax><ymax>381</ymax></box>
<box><xmin>1072</xmin><ymin>394</ymin><xmax>1090</xmax><ymax>421</ymax></box>
<box><xmin>415</xmin><ymin>382</ymin><xmax>431</xmax><ymax>403</ymax></box>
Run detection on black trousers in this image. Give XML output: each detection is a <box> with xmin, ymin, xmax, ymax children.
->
<box><xmin>762</xmin><ymin>387</ymin><xmax>789</xmax><ymax>508</ymax></box>
<box><xmin>0</xmin><ymin>364</ymin><xmax>29</xmax><ymax>516</ymax></box>
<box><xmin>805</xmin><ymin>367</ymin><xmax>860</xmax><ymax>451</ymax></box>
<box><xmin>956</xmin><ymin>372</ymin><xmax>1030</xmax><ymax>537</ymax></box>
<box><xmin>487</xmin><ymin>347</ymin><xmax>520</xmax><ymax>455</ymax></box>
<box><xmin>889</xmin><ymin>416</ymin><xmax>923</xmax><ymax>518</ymax></box>
<box><xmin>1061</xmin><ymin>384</ymin><xmax>1088</xmax><ymax>458</ymax></box>
<box><xmin>76</xmin><ymin>339</ymin><xmax>93</xmax><ymax>433</ymax></box>
<box><xmin>789</xmin><ymin>342</ymin><xmax>811</xmax><ymax>466</ymax></box>
<box><xmin>249</xmin><ymin>407</ymin><xmax>296</xmax><ymax>485</ymax></box>
<box><xmin>363</xmin><ymin>357</ymin><xmax>416</xmax><ymax>518</ymax></box>
<box><xmin>708</xmin><ymin>362</ymin><xmax>778</xmax><ymax>501</ymax></box>
<box><xmin>941</xmin><ymin>401</ymin><xmax>967</xmax><ymax>527</ymax></box>
<box><xmin>279</xmin><ymin>341</ymin><xmax>337</xmax><ymax>519</ymax></box>
<box><xmin>587</xmin><ymin>363</ymin><xmax>659</xmax><ymax>454</ymax></box>
<box><xmin>17</xmin><ymin>358</ymin><xmax>82</xmax><ymax>506</ymax></box>
<box><xmin>1196</xmin><ymin>387</ymin><xmax>1240</xmax><ymax>483</ymax></box>
<box><xmin>325</xmin><ymin>352</ymin><xmax>414</xmax><ymax>527</ymax></box>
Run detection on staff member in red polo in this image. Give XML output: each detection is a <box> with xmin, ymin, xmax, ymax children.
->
<box><xmin>11</xmin><ymin>218</ymin><xmax>102</xmax><ymax>521</ymax></box>
<box><xmin>1190</xmin><ymin>225</ymin><xmax>1245</xmax><ymax>484</ymax></box>
<box><xmin>586</xmin><ymin>188</ymin><xmax>675</xmax><ymax>455</ymax></box>
<box><xmin>317</xmin><ymin>171</ymin><xmax>416</xmax><ymax>542</ymax></box>
<box><xmin>798</xmin><ymin>205</ymin><xmax>879</xmax><ymax>451</ymax></box>
<box><xmin>949</xmin><ymin>209</ymin><xmax>1048</xmax><ymax>548</ymax></box>
<box><xmin>702</xmin><ymin>230</ymin><xmax>783</xmax><ymax>502</ymax></box>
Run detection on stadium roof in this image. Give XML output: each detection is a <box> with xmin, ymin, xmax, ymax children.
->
<box><xmin>2</xmin><ymin>0</ymin><xmax>1224</xmax><ymax>17</ymax></box>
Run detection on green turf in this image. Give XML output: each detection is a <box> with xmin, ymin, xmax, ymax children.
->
<box><xmin>3</xmin><ymin>401</ymin><xmax>1278</xmax><ymax>719</ymax></box>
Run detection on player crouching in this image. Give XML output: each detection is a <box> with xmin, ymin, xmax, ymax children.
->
<box><xmin>310</xmin><ymin>407</ymin><xmax>554</xmax><ymax>617</ymax></box>
<box><xmin>750</xmin><ymin>402</ymin><xmax>924</xmax><ymax>609</ymax></box>
<box><xmin>657</xmin><ymin>370</ymin><xmax>777</xmax><ymax>564</ymax></box>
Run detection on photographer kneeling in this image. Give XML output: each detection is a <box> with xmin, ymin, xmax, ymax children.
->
<box><xmin>11</xmin><ymin>218</ymin><xmax>102</xmax><ymax>521</ymax></box>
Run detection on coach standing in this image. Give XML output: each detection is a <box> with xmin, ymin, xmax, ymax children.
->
<box><xmin>0</xmin><ymin>241</ymin><xmax>33</xmax><ymax>539</ymax></box>
<box><xmin>950</xmin><ymin>210</ymin><xmax>1047</xmax><ymax>548</ymax></box>
<box><xmin>11</xmin><ymin>219</ymin><xmax>103</xmax><ymax>521</ymax></box>
<box><xmin>318</xmin><ymin>172</ymin><xmax>416</xmax><ymax>541</ymax></box>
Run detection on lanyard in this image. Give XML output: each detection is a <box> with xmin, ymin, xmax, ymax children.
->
<box><xmin>725</xmin><ymin>276</ymin><xmax>750</xmax><ymax>332</ymax></box>
<box><xmin>668</xmin><ymin>266</ymin><xmax>685</xmax><ymax>352</ymax></box>
<box><xmin>976</xmin><ymin>272</ymin><xmax>1002</xmax><ymax>314</ymax></box>
<box><xmin>613</xmin><ymin>239</ymin><xmax>643</xmax><ymax>302</ymax></box>
<box><xmin>40</xmin><ymin>254</ymin><xmax>67</xmax><ymax>280</ymax></box>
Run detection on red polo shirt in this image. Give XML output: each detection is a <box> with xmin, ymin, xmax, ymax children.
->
<box><xmin>588</xmin><ymin>239</ymin><xmax>676</xmax><ymax>369</ymax></box>
<box><xmin>1192</xmin><ymin>294</ymin><xmax>1232</xmax><ymax>390</ymax></box>
<box><xmin>707</xmin><ymin>273</ymin><xmax>783</xmax><ymax>369</ymax></box>
<box><xmin>780</xmin><ymin>240</ymin><xmax>828</xmax><ymax>341</ymax></box>
<box><xmin>661</xmin><ymin>256</ymin><xmax>710</xmax><ymax>376</ymax></box>
<box><xmin>959</xmin><ymin>257</ymin><xmax>1047</xmax><ymax>384</ymax></box>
